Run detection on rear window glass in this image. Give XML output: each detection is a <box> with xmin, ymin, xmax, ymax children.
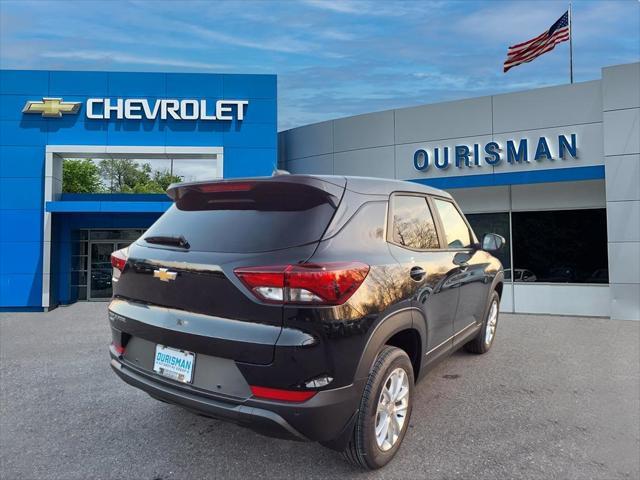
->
<box><xmin>391</xmin><ymin>195</ymin><xmax>439</xmax><ymax>250</ymax></box>
<box><xmin>141</xmin><ymin>181</ymin><xmax>339</xmax><ymax>253</ymax></box>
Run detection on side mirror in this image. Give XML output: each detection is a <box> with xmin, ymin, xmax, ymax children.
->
<box><xmin>481</xmin><ymin>233</ymin><xmax>505</xmax><ymax>252</ymax></box>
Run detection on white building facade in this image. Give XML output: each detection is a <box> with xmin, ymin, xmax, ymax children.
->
<box><xmin>279</xmin><ymin>63</ymin><xmax>640</xmax><ymax>320</ymax></box>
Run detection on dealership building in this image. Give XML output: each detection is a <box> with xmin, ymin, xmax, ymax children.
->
<box><xmin>0</xmin><ymin>70</ymin><xmax>277</xmax><ymax>309</ymax></box>
<box><xmin>1</xmin><ymin>63</ymin><xmax>638</xmax><ymax>320</ymax></box>
<box><xmin>279</xmin><ymin>62</ymin><xmax>640</xmax><ymax>321</ymax></box>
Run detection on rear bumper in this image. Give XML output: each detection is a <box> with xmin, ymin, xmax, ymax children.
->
<box><xmin>109</xmin><ymin>350</ymin><xmax>362</xmax><ymax>446</ymax></box>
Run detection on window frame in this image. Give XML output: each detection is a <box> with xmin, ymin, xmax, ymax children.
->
<box><xmin>386</xmin><ymin>192</ymin><xmax>442</xmax><ymax>252</ymax></box>
<box><xmin>429</xmin><ymin>195</ymin><xmax>478</xmax><ymax>252</ymax></box>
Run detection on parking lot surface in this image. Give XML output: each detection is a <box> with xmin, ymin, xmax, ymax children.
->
<box><xmin>1</xmin><ymin>303</ymin><xmax>638</xmax><ymax>480</ymax></box>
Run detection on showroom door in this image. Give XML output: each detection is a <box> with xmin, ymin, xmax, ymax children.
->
<box><xmin>88</xmin><ymin>241</ymin><xmax>130</xmax><ymax>300</ymax></box>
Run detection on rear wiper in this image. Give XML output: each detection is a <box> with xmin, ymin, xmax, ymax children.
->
<box><xmin>144</xmin><ymin>235</ymin><xmax>190</xmax><ymax>249</ymax></box>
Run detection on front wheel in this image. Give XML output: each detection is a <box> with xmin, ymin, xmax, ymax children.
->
<box><xmin>342</xmin><ymin>346</ymin><xmax>414</xmax><ymax>470</ymax></box>
<box><xmin>465</xmin><ymin>291</ymin><xmax>500</xmax><ymax>354</ymax></box>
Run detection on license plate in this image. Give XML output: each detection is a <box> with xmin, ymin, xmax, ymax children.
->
<box><xmin>153</xmin><ymin>345</ymin><xmax>195</xmax><ymax>384</ymax></box>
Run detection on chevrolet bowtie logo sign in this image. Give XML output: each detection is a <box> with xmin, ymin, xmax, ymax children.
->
<box><xmin>153</xmin><ymin>268</ymin><xmax>177</xmax><ymax>282</ymax></box>
<box><xmin>22</xmin><ymin>97</ymin><xmax>81</xmax><ymax>118</ymax></box>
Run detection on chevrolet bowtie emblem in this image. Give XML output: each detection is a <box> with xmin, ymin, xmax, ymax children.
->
<box><xmin>22</xmin><ymin>97</ymin><xmax>82</xmax><ymax>118</ymax></box>
<box><xmin>153</xmin><ymin>268</ymin><xmax>177</xmax><ymax>282</ymax></box>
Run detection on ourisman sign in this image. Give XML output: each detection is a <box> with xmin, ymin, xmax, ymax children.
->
<box><xmin>413</xmin><ymin>134</ymin><xmax>578</xmax><ymax>171</ymax></box>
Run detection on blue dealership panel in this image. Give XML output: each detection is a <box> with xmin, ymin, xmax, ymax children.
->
<box><xmin>0</xmin><ymin>69</ymin><xmax>278</xmax><ymax>309</ymax></box>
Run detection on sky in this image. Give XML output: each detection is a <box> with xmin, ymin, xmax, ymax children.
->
<box><xmin>1</xmin><ymin>0</ymin><xmax>638</xmax><ymax>130</ymax></box>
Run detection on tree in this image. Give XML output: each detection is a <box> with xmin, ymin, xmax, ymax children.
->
<box><xmin>98</xmin><ymin>159</ymin><xmax>182</xmax><ymax>193</ymax></box>
<box><xmin>99</xmin><ymin>159</ymin><xmax>149</xmax><ymax>193</ymax></box>
<box><xmin>62</xmin><ymin>159</ymin><xmax>103</xmax><ymax>193</ymax></box>
<box><xmin>62</xmin><ymin>158</ymin><xmax>181</xmax><ymax>194</ymax></box>
<box><xmin>151</xmin><ymin>169</ymin><xmax>183</xmax><ymax>191</ymax></box>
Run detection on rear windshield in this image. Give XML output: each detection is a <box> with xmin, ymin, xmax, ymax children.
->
<box><xmin>141</xmin><ymin>181</ymin><xmax>340</xmax><ymax>253</ymax></box>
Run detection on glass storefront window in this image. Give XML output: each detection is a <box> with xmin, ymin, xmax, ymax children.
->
<box><xmin>171</xmin><ymin>159</ymin><xmax>218</xmax><ymax>183</ymax></box>
<box><xmin>512</xmin><ymin>209</ymin><xmax>609</xmax><ymax>284</ymax></box>
<box><xmin>77</xmin><ymin>287</ymin><xmax>87</xmax><ymax>301</ymax></box>
<box><xmin>71</xmin><ymin>271</ymin><xmax>87</xmax><ymax>286</ymax></box>
<box><xmin>89</xmin><ymin>229</ymin><xmax>143</xmax><ymax>241</ymax></box>
<box><xmin>77</xmin><ymin>241</ymin><xmax>88</xmax><ymax>255</ymax></box>
<box><xmin>71</xmin><ymin>255</ymin><xmax>87</xmax><ymax>271</ymax></box>
<box><xmin>72</xmin><ymin>229</ymin><xmax>145</xmax><ymax>300</ymax></box>
<box><xmin>62</xmin><ymin>157</ymin><xmax>218</xmax><ymax>194</ymax></box>
<box><xmin>466</xmin><ymin>213</ymin><xmax>512</xmax><ymax>280</ymax></box>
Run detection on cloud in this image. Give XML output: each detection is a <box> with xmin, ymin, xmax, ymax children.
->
<box><xmin>318</xmin><ymin>29</ymin><xmax>357</xmax><ymax>41</ymax></box>
<box><xmin>169</xmin><ymin>20</ymin><xmax>317</xmax><ymax>54</ymax></box>
<box><xmin>302</xmin><ymin>0</ymin><xmax>364</xmax><ymax>14</ymax></box>
<box><xmin>456</xmin><ymin>2</ymin><xmax>562</xmax><ymax>44</ymax></box>
<box><xmin>456</xmin><ymin>0</ymin><xmax>639</xmax><ymax>48</ymax></box>
<box><xmin>41</xmin><ymin>50</ymin><xmax>226</xmax><ymax>70</ymax></box>
<box><xmin>302</xmin><ymin>0</ymin><xmax>440</xmax><ymax>16</ymax></box>
<box><xmin>1</xmin><ymin>0</ymin><xmax>638</xmax><ymax>130</ymax></box>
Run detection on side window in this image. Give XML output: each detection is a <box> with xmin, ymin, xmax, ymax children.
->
<box><xmin>391</xmin><ymin>195</ymin><xmax>439</xmax><ymax>249</ymax></box>
<box><xmin>433</xmin><ymin>198</ymin><xmax>473</xmax><ymax>249</ymax></box>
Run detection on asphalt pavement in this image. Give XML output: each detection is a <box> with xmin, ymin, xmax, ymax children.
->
<box><xmin>1</xmin><ymin>303</ymin><xmax>638</xmax><ymax>480</ymax></box>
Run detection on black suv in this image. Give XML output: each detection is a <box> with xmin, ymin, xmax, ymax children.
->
<box><xmin>108</xmin><ymin>175</ymin><xmax>504</xmax><ymax>469</ymax></box>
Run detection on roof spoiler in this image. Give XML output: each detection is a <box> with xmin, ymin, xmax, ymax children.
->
<box><xmin>166</xmin><ymin>175</ymin><xmax>346</xmax><ymax>203</ymax></box>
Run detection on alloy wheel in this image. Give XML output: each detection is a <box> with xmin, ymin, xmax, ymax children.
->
<box><xmin>375</xmin><ymin>367</ymin><xmax>410</xmax><ymax>451</ymax></box>
<box><xmin>485</xmin><ymin>300</ymin><xmax>498</xmax><ymax>345</ymax></box>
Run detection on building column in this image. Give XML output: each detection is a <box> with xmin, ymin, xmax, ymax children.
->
<box><xmin>602</xmin><ymin>63</ymin><xmax>640</xmax><ymax>320</ymax></box>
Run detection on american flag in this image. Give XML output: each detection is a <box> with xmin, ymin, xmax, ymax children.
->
<box><xmin>504</xmin><ymin>11</ymin><xmax>570</xmax><ymax>73</ymax></box>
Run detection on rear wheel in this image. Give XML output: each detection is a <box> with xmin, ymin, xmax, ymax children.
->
<box><xmin>464</xmin><ymin>291</ymin><xmax>500</xmax><ymax>354</ymax></box>
<box><xmin>342</xmin><ymin>346</ymin><xmax>414</xmax><ymax>470</ymax></box>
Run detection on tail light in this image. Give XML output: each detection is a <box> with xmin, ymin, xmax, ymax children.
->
<box><xmin>250</xmin><ymin>386</ymin><xmax>317</xmax><ymax>402</ymax></box>
<box><xmin>196</xmin><ymin>181</ymin><xmax>255</xmax><ymax>193</ymax></box>
<box><xmin>234</xmin><ymin>262</ymin><xmax>369</xmax><ymax>305</ymax></box>
<box><xmin>110</xmin><ymin>248</ymin><xmax>129</xmax><ymax>279</ymax></box>
<box><xmin>111</xmin><ymin>341</ymin><xmax>125</xmax><ymax>356</ymax></box>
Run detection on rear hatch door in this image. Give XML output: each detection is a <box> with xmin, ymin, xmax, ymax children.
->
<box><xmin>112</xmin><ymin>176</ymin><xmax>345</xmax><ymax>364</ymax></box>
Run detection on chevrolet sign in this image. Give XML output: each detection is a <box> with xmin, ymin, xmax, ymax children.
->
<box><xmin>22</xmin><ymin>98</ymin><xmax>82</xmax><ymax>118</ymax></box>
<box><xmin>22</xmin><ymin>97</ymin><xmax>249</xmax><ymax>121</ymax></box>
<box><xmin>86</xmin><ymin>98</ymin><xmax>248</xmax><ymax>121</ymax></box>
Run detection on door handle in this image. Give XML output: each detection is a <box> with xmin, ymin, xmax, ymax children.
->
<box><xmin>410</xmin><ymin>266</ymin><xmax>426</xmax><ymax>281</ymax></box>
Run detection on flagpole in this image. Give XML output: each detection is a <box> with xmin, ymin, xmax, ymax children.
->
<box><xmin>569</xmin><ymin>2</ymin><xmax>574</xmax><ymax>83</ymax></box>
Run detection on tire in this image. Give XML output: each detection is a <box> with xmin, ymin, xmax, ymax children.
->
<box><xmin>341</xmin><ymin>346</ymin><xmax>414</xmax><ymax>470</ymax></box>
<box><xmin>464</xmin><ymin>290</ymin><xmax>500</xmax><ymax>354</ymax></box>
